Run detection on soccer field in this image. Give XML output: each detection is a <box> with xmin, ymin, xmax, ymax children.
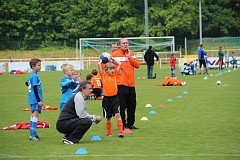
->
<box><xmin>0</xmin><ymin>65</ymin><xmax>239</xmax><ymax>160</ymax></box>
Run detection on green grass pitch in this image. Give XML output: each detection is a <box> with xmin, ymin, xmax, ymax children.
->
<box><xmin>0</xmin><ymin>65</ymin><xmax>239</xmax><ymax>160</ymax></box>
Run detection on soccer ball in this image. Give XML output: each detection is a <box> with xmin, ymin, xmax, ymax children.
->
<box><xmin>216</xmin><ymin>81</ymin><xmax>221</xmax><ymax>85</ymax></box>
<box><xmin>100</xmin><ymin>52</ymin><xmax>111</xmax><ymax>64</ymax></box>
<box><xmin>181</xmin><ymin>81</ymin><xmax>186</xmax><ymax>86</ymax></box>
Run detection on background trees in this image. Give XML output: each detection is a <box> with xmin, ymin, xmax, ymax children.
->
<box><xmin>0</xmin><ymin>0</ymin><xmax>239</xmax><ymax>49</ymax></box>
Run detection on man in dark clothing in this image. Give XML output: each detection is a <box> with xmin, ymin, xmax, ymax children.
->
<box><xmin>56</xmin><ymin>81</ymin><xmax>102</xmax><ymax>144</ymax></box>
<box><xmin>144</xmin><ymin>46</ymin><xmax>159</xmax><ymax>79</ymax></box>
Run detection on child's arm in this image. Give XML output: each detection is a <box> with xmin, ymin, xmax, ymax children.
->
<box><xmin>97</xmin><ymin>58</ymin><xmax>103</xmax><ymax>73</ymax></box>
<box><xmin>111</xmin><ymin>57</ymin><xmax>122</xmax><ymax>72</ymax></box>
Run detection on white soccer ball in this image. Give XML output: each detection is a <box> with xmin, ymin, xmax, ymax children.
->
<box><xmin>216</xmin><ymin>81</ymin><xmax>221</xmax><ymax>85</ymax></box>
<box><xmin>181</xmin><ymin>81</ymin><xmax>186</xmax><ymax>86</ymax></box>
<box><xmin>100</xmin><ymin>52</ymin><xmax>111</xmax><ymax>64</ymax></box>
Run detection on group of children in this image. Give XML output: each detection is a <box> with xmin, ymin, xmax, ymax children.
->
<box><xmin>26</xmin><ymin>54</ymin><xmax>125</xmax><ymax>141</ymax></box>
<box><xmin>223</xmin><ymin>50</ymin><xmax>238</xmax><ymax>69</ymax></box>
<box><xmin>170</xmin><ymin>50</ymin><xmax>238</xmax><ymax>77</ymax></box>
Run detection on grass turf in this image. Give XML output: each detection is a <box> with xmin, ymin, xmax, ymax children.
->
<box><xmin>0</xmin><ymin>65</ymin><xmax>239</xmax><ymax>160</ymax></box>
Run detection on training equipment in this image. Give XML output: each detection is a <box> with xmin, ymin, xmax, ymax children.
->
<box><xmin>100</xmin><ymin>52</ymin><xmax>111</xmax><ymax>64</ymax></box>
<box><xmin>216</xmin><ymin>81</ymin><xmax>221</xmax><ymax>85</ymax></box>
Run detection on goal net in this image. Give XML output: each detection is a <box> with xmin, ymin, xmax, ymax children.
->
<box><xmin>79</xmin><ymin>37</ymin><xmax>177</xmax><ymax>68</ymax></box>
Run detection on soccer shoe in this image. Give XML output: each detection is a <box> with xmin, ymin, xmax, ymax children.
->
<box><xmin>123</xmin><ymin>128</ymin><xmax>132</xmax><ymax>134</ymax></box>
<box><xmin>129</xmin><ymin>125</ymin><xmax>139</xmax><ymax>129</ymax></box>
<box><xmin>118</xmin><ymin>133</ymin><xmax>124</xmax><ymax>138</ymax></box>
<box><xmin>29</xmin><ymin>135</ymin><xmax>42</xmax><ymax>141</ymax></box>
<box><xmin>63</xmin><ymin>139</ymin><xmax>74</xmax><ymax>144</ymax></box>
<box><xmin>106</xmin><ymin>133</ymin><xmax>112</xmax><ymax>137</ymax></box>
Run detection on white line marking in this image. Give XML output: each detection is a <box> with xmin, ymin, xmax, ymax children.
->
<box><xmin>1</xmin><ymin>153</ymin><xmax>240</xmax><ymax>158</ymax></box>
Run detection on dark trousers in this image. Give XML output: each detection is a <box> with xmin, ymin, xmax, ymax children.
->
<box><xmin>147</xmin><ymin>65</ymin><xmax>153</xmax><ymax>79</ymax></box>
<box><xmin>56</xmin><ymin>118</ymin><xmax>92</xmax><ymax>143</ymax></box>
<box><xmin>117</xmin><ymin>85</ymin><xmax>136</xmax><ymax>128</ymax></box>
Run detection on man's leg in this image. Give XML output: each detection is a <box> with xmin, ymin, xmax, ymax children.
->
<box><xmin>149</xmin><ymin>65</ymin><xmax>153</xmax><ymax>79</ymax></box>
<box><xmin>126</xmin><ymin>87</ymin><xmax>137</xmax><ymax>129</ymax></box>
<box><xmin>67</xmin><ymin>118</ymin><xmax>92</xmax><ymax>143</ymax></box>
<box><xmin>147</xmin><ymin>65</ymin><xmax>150</xmax><ymax>79</ymax></box>
<box><xmin>117</xmin><ymin>85</ymin><xmax>128</xmax><ymax>128</ymax></box>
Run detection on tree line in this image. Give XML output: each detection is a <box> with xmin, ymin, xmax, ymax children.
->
<box><xmin>0</xmin><ymin>0</ymin><xmax>239</xmax><ymax>50</ymax></box>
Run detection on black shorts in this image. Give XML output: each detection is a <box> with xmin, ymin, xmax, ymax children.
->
<box><xmin>92</xmin><ymin>88</ymin><xmax>103</xmax><ymax>98</ymax></box>
<box><xmin>102</xmin><ymin>95</ymin><xmax>120</xmax><ymax>119</ymax></box>
<box><xmin>199</xmin><ymin>59</ymin><xmax>206</xmax><ymax>68</ymax></box>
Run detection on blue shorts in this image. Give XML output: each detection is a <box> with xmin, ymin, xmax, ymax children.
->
<box><xmin>30</xmin><ymin>103</ymin><xmax>42</xmax><ymax>113</ymax></box>
<box><xmin>171</xmin><ymin>66</ymin><xmax>175</xmax><ymax>72</ymax></box>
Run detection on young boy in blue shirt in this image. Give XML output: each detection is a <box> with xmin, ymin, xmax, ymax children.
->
<box><xmin>25</xmin><ymin>58</ymin><xmax>44</xmax><ymax>141</ymax></box>
<box><xmin>60</xmin><ymin>64</ymin><xmax>79</xmax><ymax>111</ymax></box>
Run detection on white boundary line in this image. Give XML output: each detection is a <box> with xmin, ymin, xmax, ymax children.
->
<box><xmin>1</xmin><ymin>153</ymin><xmax>240</xmax><ymax>158</ymax></box>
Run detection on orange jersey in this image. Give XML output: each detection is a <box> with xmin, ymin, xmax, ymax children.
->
<box><xmin>91</xmin><ymin>73</ymin><xmax>102</xmax><ymax>89</ymax></box>
<box><xmin>111</xmin><ymin>49</ymin><xmax>140</xmax><ymax>87</ymax></box>
<box><xmin>157</xmin><ymin>76</ymin><xmax>182</xmax><ymax>86</ymax></box>
<box><xmin>100</xmin><ymin>70</ymin><xmax>118</xmax><ymax>96</ymax></box>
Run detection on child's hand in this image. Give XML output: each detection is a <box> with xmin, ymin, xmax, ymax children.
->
<box><xmin>38</xmin><ymin>101</ymin><xmax>44</xmax><ymax>107</ymax></box>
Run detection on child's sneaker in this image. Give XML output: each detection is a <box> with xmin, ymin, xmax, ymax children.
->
<box><xmin>118</xmin><ymin>133</ymin><xmax>124</xmax><ymax>138</ymax></box>
<box><xmin>106</xmin><ymin>133</ymin><xmax>112</xmax><ymax>137</ymax></box>
<box><xmin>123</xmin><ymin>128</ymin><xmax>132</xmax><ymax>134</ymax></box>
<box><xmin>29</xmin><ymin>135</ymin><xmax>42</xmax><ymax>141</ymax></box>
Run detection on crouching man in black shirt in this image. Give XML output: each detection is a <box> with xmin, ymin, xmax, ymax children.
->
<box><xmin>56</xmin><ymin>81</ymin><xmax>102</xmax><ymax>144</ymax></box>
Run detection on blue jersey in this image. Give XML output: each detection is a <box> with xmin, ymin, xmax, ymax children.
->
<box><xmin>27</xmin><ymin>71</ymin><xmax>43</xmax><ymax>105</ymax></box>
<box><xmin>197</xmin><ymin>47</ymin><xmax>206</xmax><ymax>60</ymax></box>
<box><xmin>60</xmin><ymin>76</ymin><xmax>78</xmax><ymax>104</ymax></box>
<box><xmin>180</xmin><ymin>65</ymin><xmax>190</xmax><ymax>73</ymax></box>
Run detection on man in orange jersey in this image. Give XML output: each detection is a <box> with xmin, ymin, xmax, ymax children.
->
<box><xmin>98</xmin><ymin>57</ymin><xmax>124</xmax><ymax>138</ymax></box>
<box><xmin>111</xmin><ymin>38</ymin><xmax>140</xmax><ymax>131</ymax></box>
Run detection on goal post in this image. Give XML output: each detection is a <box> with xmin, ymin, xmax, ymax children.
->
<box><xmin>79</xmin><ymin>36</ymin><xmax>177</xmax><ymax>69</ymax></box>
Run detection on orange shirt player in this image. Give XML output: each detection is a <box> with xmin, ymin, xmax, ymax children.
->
<box><xmin>97</xmin><ymin>56</ymin><xmax>124</xmax><ymax>138</ymax></box>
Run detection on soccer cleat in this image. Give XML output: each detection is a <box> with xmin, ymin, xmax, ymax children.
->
<box><xmin>129</xmin><ymin>125</ymin><xmax>139</xmax><ymax>129</ymax></box>
<box><xmin>106</xmin><ymin>133</ymin><xmax>112</xmax><ymax>137</ymax></box>
<box><xmin>123</xmin><ymin>128</ymin><xmax>132</xmax><ymax>134</ymax></box>
<box><xmin>63</xmin><ymin>139</ymin><xmax>74</xmax><ymax>144</ymax></box>
<box><xmin>118</xmin><ymin>133</ymin><xmax>124</xmax><ymax>138</ymax></box>
<box><xmin>29</xmin><ymin>135</ymin><xmax>42</xmax><ymax>141</ymax></box>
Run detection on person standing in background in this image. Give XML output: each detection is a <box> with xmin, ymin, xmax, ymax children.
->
<box><xmin>224</xmin><ymin>50</ymin><xmax>229</xmax><ymax>68</ymax></box>
<box><xmin>169</xmin><ymin>53</ymin><xmax>176</xmax><ymax>77</ymax></box>
<box><xmin>144</xmin><ymin>46</ymin><xmax>159</xmax><ymax>79</ymax></box>
<box><xmin>197</xmin><ymin>44</ymin><xmax>207</xmax><ymax>74</ymax></box>
<box><xmin>218</xmin><ymin>47</ymin><xmax>224</xmax><ymax>70</ymax></box>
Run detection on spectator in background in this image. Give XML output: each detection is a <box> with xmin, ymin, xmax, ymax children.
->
<box><xmin>197</xmin><ymin>44</ymin><xmax>207</xmax><ymax>74</ymax></box>
<box><xmin>180</xmin><ymin>63</ymin><xmax>192</xmax><ymax>75</ymax></box>
<box><xmin>169</xmin><ymin>53</ymin><xmax>176</xmax><ymax>77</ymax></box>
<box><xmin>144</xmin><ymin>46</ymin><xmax>159</xmax><ymax>79</ymax></box>
<box><xmin>110</xmin><ymin>43</ymin><xmax>118</xmax><ymax>52</ymax></box>
<box><xmin>218</xmin><ymin>47</ymin><xmax>224</xmax><ymax>70</ymax></box>
<box><xmin>111</xmin><ymin>38</ymin><xmax>140</xmax><ymax>132</ymax></box>
<box><xmin>224</xmin><ymin>50</ymin><xmax>229</xmax><ymax>68</ymax></box>
<box><xmin>232</xmin><ymin>51</ymin><xmax>237</xmax><ymax>70</ymax></box>
<box><xmin>190</xmin><ymin>59</ymin><xmax>198</xmax><ymax>75</ymax></box>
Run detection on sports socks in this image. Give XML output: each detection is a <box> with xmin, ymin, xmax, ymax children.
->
<box><xmin>30</xmin><ymin>116</ymin><xmax>38</xmax><ymax>138</ymax></box>
<box><xmin>106</xmin><ymin>121</ymin><xmax>112</xmax><ymax>136</ymax></box>
<box><xmin>117</xmin><ymin>119</ymin><xmax>123</xmax><ymax>134</ymax></box>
